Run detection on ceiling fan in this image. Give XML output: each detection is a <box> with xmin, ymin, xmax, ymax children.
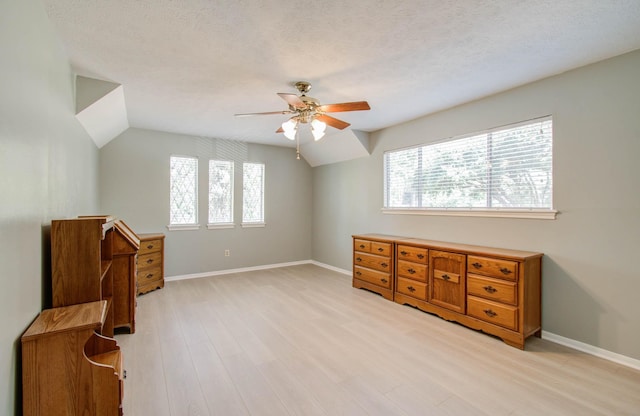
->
<box><xmin>234</xmin><ymin>81</ymin><xmax>370</xmax><ymax>147</ymax></box>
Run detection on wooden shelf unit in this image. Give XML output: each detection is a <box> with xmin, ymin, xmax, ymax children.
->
<box><xmin>112</xmin><ymin>220</ymin><xmax>140</xmax><ymax>333</ymax></box>
<box><xmin>21</xmin><ymin>300</ymin><xmax>124</xmax><ymax>416</ymax></box>
<box><xmin>52</xmin><ymin>216</ymin><xmax>117</xmax><ymax>337</ymax></box>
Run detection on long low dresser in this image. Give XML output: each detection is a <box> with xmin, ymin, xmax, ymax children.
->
<box><xmin>353</xmin><ymin>234</ymin><xmax>543</xmax><ymax>349</ymax></box>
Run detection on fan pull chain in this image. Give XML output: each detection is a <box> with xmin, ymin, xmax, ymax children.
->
<box><xmin>296</xmin><ymin>134</ymin><xmax>300</xmax><ymax>160</ymax></box>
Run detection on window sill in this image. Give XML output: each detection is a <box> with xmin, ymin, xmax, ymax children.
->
<box><xmin>381</xmin><ymin>208</ymin><xmax>557</xmax><ymax>220</ymax></box>
<box><xmin>207</xmin><ymin>223</ymin><xmax>235</xmax><ymax>230</ymax></box>
<box><xmin>241</xmin><ymin>222</ymin><xmax>266</xmax><ymax>228</ymax></box>
<box><xmin>166</xmin><ymin>224</ymin><xmax>201</xmax><ymax>231</ymax></box>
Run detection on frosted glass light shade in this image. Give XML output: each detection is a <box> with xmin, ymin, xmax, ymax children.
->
<box><xmin>282</xmin><ymin>119</ymin><xmax>297</xmax><ymax>140</ymax></box>
<box><xmin>311</xmin><ymin>119</ymin><xmax>326</xmax><ymax>141</ymax></box>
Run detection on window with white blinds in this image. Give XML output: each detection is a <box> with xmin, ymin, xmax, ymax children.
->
<box><xmin>384</xmin><ymin>117</ymin><xmax>554</xmax><ymax>217</ymax></box>
<box><xmin>208</xmin><ymin>160</ymin><xmax>234</xmax><ymax>226</ymax></box>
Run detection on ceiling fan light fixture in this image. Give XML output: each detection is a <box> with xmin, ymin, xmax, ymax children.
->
<box><xmin>311</xmin><ymin>118</ymin><xmax>326</xmax><ymax>141</ymax></box>
<box><xmin>282</xmin><ymin>118</ymin><xmax>298</xmax><ymax>140</ymax></box>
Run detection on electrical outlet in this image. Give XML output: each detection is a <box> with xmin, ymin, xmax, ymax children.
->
<box><xmin>224</xmin><ymin>249</ymin><xmax>230</xmax><ymax>257</ymax></box>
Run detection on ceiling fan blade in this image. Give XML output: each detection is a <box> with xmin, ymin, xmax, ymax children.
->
<box><xmin>318</xmin><ymin>101</ymin><xmax>370</xmax><ymax>113</ymax></box>
<box><xmin>316</xmin><ymin>114</ymin><xmax>350</xmax><ymax>130</ymax></box>
<box><xmin>276</xmin><ymin>127</ymin><xmax>284</xmax><ymax>133</ymax></box>
<box><xmin>234</xmin><ymin>110</ymin><xmax>294</xmax><ymax>117</ymax></box>
<box><xmin>277</xmin><ymin>93</ymin><xmax>306</xmax><ymax>109</ymax></box>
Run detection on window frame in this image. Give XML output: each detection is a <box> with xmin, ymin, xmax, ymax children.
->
<box><xmin>382</xmin><ymin>116</ymin><xmax>557</xmax><ymax>220</ymax></box>
<box><xmin>168</xmin><ymin>155</ymin><xmax>200</xmax><ymax>230</ymax></box>
<box><xmin>241</xmin><ymin>162</ymin><xmax>266</xmax><ymax>227</ymax></box>
<box><xmin>207</xmin><ymin>159</ymin><xmax>235</xmax><ymax>229</ymax></box>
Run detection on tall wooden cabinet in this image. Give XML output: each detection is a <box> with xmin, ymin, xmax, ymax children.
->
<box><xmin>52</xmin><ymin>216</ymin><xmax>140</xmax><ymax>335</ymax></box>
<box><xmin>22</xmin><ymin>301</ymin><xmax>124</xmax><ymax>415</ymax></box>
<box><xmin>51</xmin><ymin>216</ymin><xmax>118</xmax><ymax>337</ymax></box>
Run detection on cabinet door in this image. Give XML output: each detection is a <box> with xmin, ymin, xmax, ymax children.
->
<box><xmin>429</xmin><ymin>250</ymin><xmax>466</xmax><ymax>314</ymax></box>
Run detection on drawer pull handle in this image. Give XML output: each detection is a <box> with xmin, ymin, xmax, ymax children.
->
<box><xmin>400</xmin><ymin>251</ymin><xmax>408</xmax><ymax>256</ymax></box>
<box><xmin>500</xmin><ymin>268</ymin><xmax>512</xmax><ymax>275</ymax></box>
<box><xmin>408</xmin><ymin>268</ymin><xmax>416</xmax><ymax>274</ymax></box>
<box><xmin>472</xmin><ymin>262</ymin><xmax>482</xmax><ymax>269</ymax></box>
<box><xmin>407</xmin><ymin>286</ymin><xmax>416</xmax><ymax>292</ymax></box>
<box><xmin>377</xmin><ymin>247</ymin><xmax>384</xmax><ymax>252</ymax></box>
<box><xmin>381</xmin><ymin>278</ymin><xmax>388</xmax><ymax>284</ymax></box>
<box><xmin>359</xmin><ymin>244</ymin><xmax>365</xmax><ymax>249</ymax></box>
<box><xmin>483</xmin><ymin>285</ymin><xmax>497</xmax><ymax>294</ymax></box>
<box><xmin>147</xmin><ymin>244</ymin><xmax>154</xmax><ymax>249</ymax></box>
<box><xmin>356</xmin><ymin>257</ymin><xmax>362</xmax><ymax>262</ymax></box>
<box><xmin>442</xmin><ymin>274</ymin><xmax>450</xmax><ymax>281</ymax></box>
<box><xmin>483</xmin><ymin>309</ymin><xmax>497</xmax><ymax>318</ymax></box>
<box><xmin>146</xmin><ymin>259</ymin><xmax>153</xmax><ymax>264</ymax></box>
<box><xmin>355</xmin><ymin>271</ymin><xmax>362</xmax><ymax>276</ymax></box>
<box><xmin>417</xmin><ymin>254</ymin><xmax>425</xmax><ymax>259</ymax></box>
<box><xmin>145</xmin><ymin>273</ymin><xmax>154</xmax><ymax>279</ymax></box>
<box><xmin>381</xmin><ymin>262</ymin><xmax>388</xmax><ymax>268</ymax></box>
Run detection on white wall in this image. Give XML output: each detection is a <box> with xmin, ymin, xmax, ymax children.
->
<box><xmin>312</xmin><ymin>50</ymin><xmax>640</xmax><ymax>360</ymax></box>
<box><xmin>0</xmin><ymin>2</ymin><xmax>99</xmax><ymax>414</ymax></box>
<box><xmin>99</xmin><ymin>128</ymin><xmax>313</xmax><ymax>276</ymax></box>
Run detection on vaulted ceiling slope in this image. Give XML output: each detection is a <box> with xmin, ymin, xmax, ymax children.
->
<box><xmin>44</xmin><ymin>0</ymin><xmax>640</xmax><ymax>149</ymax></box>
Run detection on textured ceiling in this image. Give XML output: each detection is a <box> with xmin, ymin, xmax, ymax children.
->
<box><xmin>43</xmin><ymin>0</ymin><xmax>640</xmax><ymax>148</ymax></box>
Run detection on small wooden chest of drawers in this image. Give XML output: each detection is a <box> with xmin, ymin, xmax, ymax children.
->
<box><xmin>352</xmin><ymin>234</ymin><xmax>396</xmax><ymax>301</ymax></box>
<box><xmin>137</xmin><ymin>233</ymin><xmax>165</xmax><ymax>295</ymax></box>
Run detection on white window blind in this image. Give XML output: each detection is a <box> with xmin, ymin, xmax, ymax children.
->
<box><xmin>170</xmin><ymin>156</ymin><xmax>198</xmax><ymax>225</ymax></box>
<box><xmin>208</xmin><ymin>160</ymin><xmax>234</xmax><ymax>225</ymax></box>
<box><xmin>242</xmin><ymin>162</ymin><xmax>265</xmax><ymax>224</ymax></box>
<box><xmin>384</xmin><ymin>117</ymin><xmax>553</xmax><ymax>211</ymax></box>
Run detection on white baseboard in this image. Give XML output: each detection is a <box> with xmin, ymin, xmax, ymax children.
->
<box><xmin>168</xmin><ymin>261</ymin><xmax>639</xmax><ymax>371</ymax></box>
<box><xmin>310</xmin><ymin>260</ymin><xmax>351</xmax><ymax>276</ymax></box>
<box><xmin>542</xmin><ymin>330</ymin><xmax>640</xmax><ymax>371</ymax></box>
<box><xmin>166</xmin><ymin>260</ymin><xmax>314</xmax><ymax>281</ymax></box>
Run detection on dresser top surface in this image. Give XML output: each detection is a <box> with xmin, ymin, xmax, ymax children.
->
<box><xmin>22</xmin><ymin>300</ymin><xmax>106</xmax><ymax>341</ymax></box>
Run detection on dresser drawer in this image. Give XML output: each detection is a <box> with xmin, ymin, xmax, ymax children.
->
<box><xmin>467</xmin><ymin>255</ymin><xmax>517</xmax><ymax>281</ymax></box>
<box><xmin>354</xmin><ymin>239</ymin><xmax>371</xmax><ymax>253</ymax></box>
<box><xmin>468</xmin><ymin>274</ymin><xmax>517</xmax><ymax>305</ymax></box>
<box><xmin>139</xmin><ymin>238</ymin><xmax>163</xmax><ymax>255</ymax></box>
<box><xmin>371</xmin><ymin>241</ymin><xmax>392</xmax><ymax>256</ymax></box>
<box><xmin>397</xmin><ymin>245</ymin><xmax>428</xmax><ymax>264</ymax></box>
<box><xmin>354</xmin><ymin>266</ymin><xmax>392</xmax><ymax>289</ymax></box>
<box><xmin>397</xmin><ymin>260</ymin><xmax>427</xmax><ymax>282</ymax></box>
<box><xmin>353</xmin><ymin>252</ymin><xmax>392</xmax><ymax>273</ymax></box>
<box><xmin>396</xmin><ymin>277</ymin><xmax>427</xmax><ymax>300</ymax></box>
<box><xmin>138</xmin><ymin>252</ymin><xmax>162</xmax><ymax>271</ymax></box>
<box><xmin>467</xmin><ymin>296</ymin><xmax>518</xmax><ymax>331</ymax></box>
<box><xmin>137</xmin><ymin>265</ymin><xmax>162</xmax><ymax>284</ymax></box>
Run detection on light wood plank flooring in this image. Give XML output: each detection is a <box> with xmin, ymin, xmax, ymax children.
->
<box><xmin>116</xmin><ymin>264</ymin><xmax>640</xmax><ymax>415</ymax></box>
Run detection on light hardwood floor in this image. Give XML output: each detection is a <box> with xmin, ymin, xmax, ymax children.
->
<box><xmin>115</xmin><ymin>264</ymin><xmax>640</xmax><ymax>415</ymax></box>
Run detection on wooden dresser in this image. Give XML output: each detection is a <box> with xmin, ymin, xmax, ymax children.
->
<box><xmin>353</xmin><ymin>235</ymin><xmax>543</xmax><ymax>349</ymax></box>
<box><xmin>22</xmin><ymin>301</ymin><xmax>124</xmax><ymax>416</ymax></box>
<box><xmin>352</xmin><ymin>234</ymin><xmax>397</xmax><ymax>301</ymax></box>
<box><xmin>137</xmin><ymin>233</ymin><xmax>165</xmax><ymax>295</ymax></box>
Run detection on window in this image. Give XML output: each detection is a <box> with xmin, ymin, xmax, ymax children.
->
<box><xmin>208</xmin><ymin>160</ymin><xmax>234</xmax><ymax>228</ymax></box>
<box><xmin>169</xmin><ymin>156</ymin><xmax>198</xmax><ymax>228</ymax></box>
<box><xmin>242</xmin><ymin>162</ymin><xmax>265</xmax><ymax>226</ymax></box>
<box><xmin>383</xmin><ymin>116</ymin><xmax>554</xmax><ymax>219</ymax></box>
